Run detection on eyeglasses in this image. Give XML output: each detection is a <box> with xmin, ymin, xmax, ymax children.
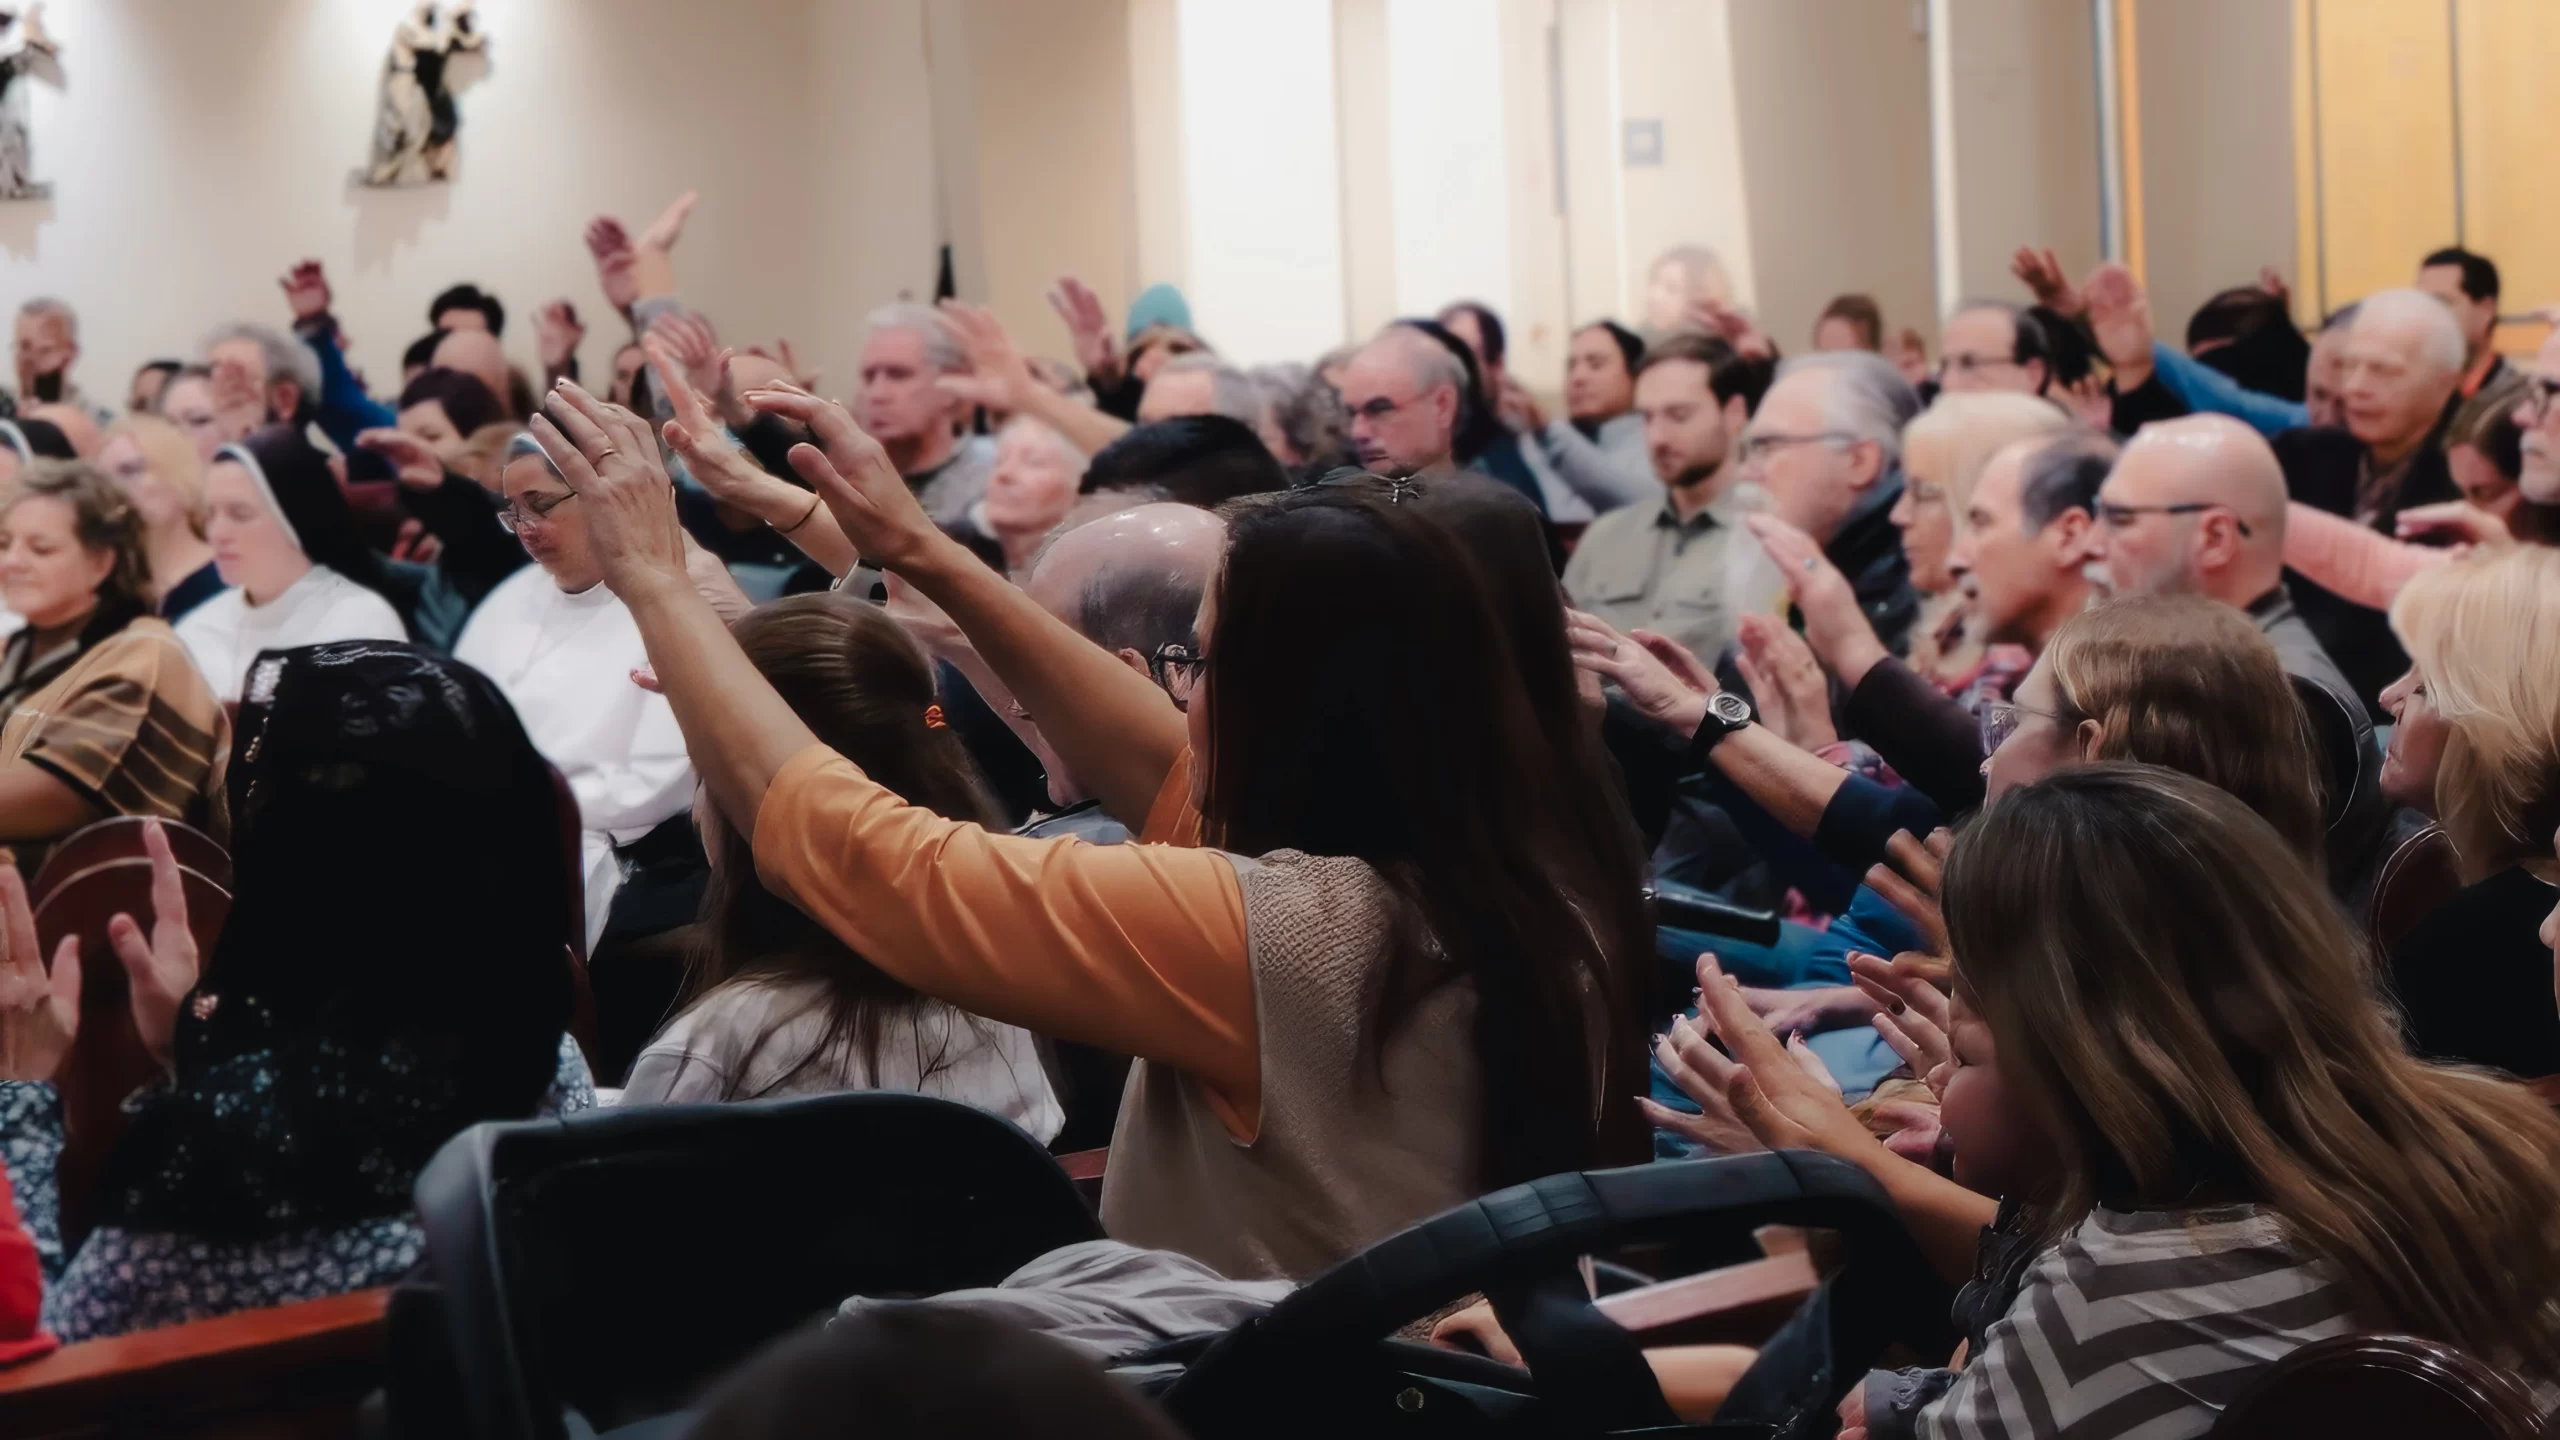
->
<box><xmin>498</xmin><ymin>488</ymin><xmax>580</xmax><ymax>534</ymax></box>
<box><xmin>2517</xmin><ymin>375</ymin><xmax>2560</xmax><ymax>423</ymax></box>
<box><xmin>2093</xmin><ymin>500</ymin><xmax>2253</xmax><ymax>538</ymax></box>
<box><xmin>1737</xmin><ymin>430</ymin><xmax>1857</xmax><ymax>465</ymax></box>
<box><xmin>1977</xmin><ymin>699</ymin><xmax>2063</xmax><ymax>753</ymax></box>
<box><xmin>1308</xmin><ymin>469</ymin><xmax>1423</xmax><ymax>503</ymax></box>
<box><xmin>1149</xmin><ymin>642</ymin><xmax>1204</xmax><ymax>711</ymax></box>
<box><xmin>1905</xmin><ymin>480</ymin><xmax>1946</xmax><ymax>504</ymax></box>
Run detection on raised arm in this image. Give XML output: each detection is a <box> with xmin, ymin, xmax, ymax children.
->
<box><xmin>740</xmin><ymin>384</ymin><xmax>1189</xmax><ymax>830</ymax></box>
<box><xmin>934</xmin><ymin>300</ymin><xmax>1132</xmax><ymax>457</ymax></box>
<box><xmin>649</xmin><ymin>335</ymin><xmax>860</xmax><ymax>578</ymax></box>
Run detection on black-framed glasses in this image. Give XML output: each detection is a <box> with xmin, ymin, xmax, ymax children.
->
<box><xmin>1149</xmin><ymin>642</ymin><xmax>1204</xmax><ymax>711</ymax></box>
<box><xmin>2518</xmin><ymin>375</ymin><xmax>2560</xmax><ymax>423</ymax></box>
<box><xmin>2094</xmin><ymin>500</ymin><xmax>2252</xmax><ymax>538</ymax></box>
<box><xmin>498</xmin><ymin>488</ymin><xmax>580</xmax><ymax>534</ymax></box>
<box><xmin>1977</xmin><ymin>699</ymin><xmax>2064</xmax><ymax>753</ymax></box>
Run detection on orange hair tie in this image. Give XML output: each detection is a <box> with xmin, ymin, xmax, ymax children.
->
<box><xmin>923</xmin><ymin>704</ymin><xmax>947</xmax><ymax>730</ymax></box>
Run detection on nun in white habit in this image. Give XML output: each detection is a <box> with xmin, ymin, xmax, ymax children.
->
<box><xmin>455</xmin><ymin>433</ymin><xmax>693</xmax><ymax>950</ymax></box>
<box><xmin>174</xmin><ymin>424</ymin><xmax>408</xmax><ymax>701</ymax></box>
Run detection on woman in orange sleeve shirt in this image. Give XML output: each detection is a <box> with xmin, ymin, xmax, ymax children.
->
<box><xmin>532</xmin><ymin>377</ymin><xmax>1652</xmax><ymax>1279</ymax></box>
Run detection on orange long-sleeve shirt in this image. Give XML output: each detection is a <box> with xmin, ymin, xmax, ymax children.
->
<box><xmin>753</xmin><ymin>743</ymin><xmax>1261</xmax><ymax>1138</ymax></box>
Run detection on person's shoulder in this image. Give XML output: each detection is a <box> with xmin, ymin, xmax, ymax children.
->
<box><xmin>1568</xmin><ymin>500</ymin><xmax>1652</xmax><ymax>550</ymax></box>
<box><xmin>171</xmin><ymin>587</ymin><xmax>243</xmax><ymax>638</ymax></box>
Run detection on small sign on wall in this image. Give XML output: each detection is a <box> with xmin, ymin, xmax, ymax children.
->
<box><xmin>1622</xmin><ymin>117</ymin><xmax>1664</xmax><ymax>169</ymax></box>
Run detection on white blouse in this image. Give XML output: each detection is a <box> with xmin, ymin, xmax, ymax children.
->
<box><xmin>173</xmin><ymin>565</ymin><xmax>408</xmax><ymax>702</ymax></box>
<box><xmin>453</xmin><ymin>566</ymin><xmax>694</xmax><ymax>949</ymax></box>
<box><xmin>621</xmin><ymin>974</ymin><xmax>1065</xmax><ymax>1142</ymax></box>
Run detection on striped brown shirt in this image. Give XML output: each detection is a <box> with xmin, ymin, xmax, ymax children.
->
<box><xmin>0</xmin><ymin>618</ymin><xmax>227</xmax><ymax>875</ymax></box>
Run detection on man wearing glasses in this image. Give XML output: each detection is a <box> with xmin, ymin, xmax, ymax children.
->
<box><xmin>1936</xmin><ymin>301</ymin><xmax>2054</xmax><ymax>397</ymax></box>
<box><xmin>2079</xmin><ymin>414</ymin><xmax>2388</xmax><ymax>888</ymax></box>
<box><xmin>2514</xmin><ymin>328</ymin><xmax>2560</xmax><ymax>509</ymax></box>
<box><xmin>1727</xmin><ymin>352</ymin><xmax>1924</xmax><ymax>657</ymax></box>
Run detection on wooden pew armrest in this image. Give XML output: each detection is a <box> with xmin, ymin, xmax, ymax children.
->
<box><xmin>0</xmin><ymin>1286</ymin><xmax>391</xmax><ymax>1438</ymax></box>
<box><xmin>1594</xmin><ymin>1252</ymin><xmax>1820</xmax><ymax>1347</ymax></box>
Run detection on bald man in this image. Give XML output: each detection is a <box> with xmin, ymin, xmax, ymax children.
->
<box><xmin>1338</xmin><ymin>326</ymin><xmax>1466</xmax><ymax>479</ymax></box>
<box><xmin>2085</xmin><ymin>415</ymin><xmax>2388</xmax><ymax>892</ymax></box>
<box><xmin>2273</xmin><ymin>289</ymin><xmax>2469</xmax><ymax>717</ymax></box>
<box><xmin>1010</xmin><ymin>503</ymin><xmax>1223</xmax><ymax>837</ymax></box>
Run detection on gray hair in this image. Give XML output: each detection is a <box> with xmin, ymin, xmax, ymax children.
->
<box><xmin>17</xmin><ymin>296</ymin><xmax>74</xmax><ymax>342</ymax></box>
<box><xmin>863</xmin><ymin>302</ymin><xmax>964</xmax><ymax>374</ymax></box>
<box><xmin>2016</xmin><ymin>430</ymin><xmax>2117</xmax><ymax>532</ymax></box>
<box><xmin>1251</xmin><ymin>361</ymin><xmax>1350</xmax><ymax>469</ymax></box>
<box><xmin>2354</xmin><ymin>287</ymin><xmax>2467</xmax><ymax>378</ymax></box>
<box><xmin>198</xmin><ymin>320</ymin><xmax>322</xmax><ymax>400</ymax></box>
<box><xmin>1777</xmin><ymin>350</ymin><xmax>1920</xmax><ymax>464</ymax></box>
<box><xmin>1152</xmin><ymin>352</ymin><xmax>1263</xmax><ymax>428</ymax></box>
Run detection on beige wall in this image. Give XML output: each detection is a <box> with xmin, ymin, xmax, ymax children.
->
<box><xmin>2133</xmin><ymin>0</ymin><xmax>2297</xmax><ymax>337</ymax></box>
<box><xmin>938</xmin><ymin>0</ymin><xmax>1140</xmax><ymax>354</ymax></box>
<box><xmin>1608</xmin><ymin>0</ymin><xmax>1757</xmax><ymax>319</ymax></box>
<box><xmin>1726</xmin><ymin>0</ymin><xmax>1936</xmax><ymax>350</ymax></box>
<box><xmin>9</xmin><ymin>0</ymin><xmax>861</xmax><ymax>402</ymax></box>
<box><xmin>1940</xmin><ymin>0</ymin><xmax>2102</xmax><ymax>307</ymax></box>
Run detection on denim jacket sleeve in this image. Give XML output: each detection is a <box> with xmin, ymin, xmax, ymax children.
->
<box><xmin>297</xmin><ymin>316</ymin><xmax>399</xmax><ymax>454</ymax></box>
<box><xmin>2151</xmin><ymin>342</ymin><xmax>2307</xmax><ymax>439</ymax></box>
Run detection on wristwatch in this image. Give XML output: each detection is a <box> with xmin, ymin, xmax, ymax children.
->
<box><xmin>1689</xmin><ymin>690</ymin><xmax>1755</xmax><ymax>760</ymax></box>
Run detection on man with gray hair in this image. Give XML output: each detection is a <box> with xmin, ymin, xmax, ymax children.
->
<box><xmin>857</xmin><ymin>301</ymin><xmax>993</xmax><ymax>525</ymax></box>
<box><xmin>1734</xmin><ymin>349</ymin><xmax>1922</xmax><ymax>654</ymax></box>
<box><xmin>12</xmin><ymin>296</ymin><xmax>100</xmax><ymax>421</ymax></box>
<box><xmin>1337</xmin><ymin>324</ymin><xmax>1468</xmax><ymax>480</ymax></box>
<box><xmin>200</xmin><ymin>320</ymin><xmax>324</xmax><ymax>441</ymax></box>
<box><xmin>2274</xmin><ymin>286</ymin><xmax>2468</xmax><ymax>716</ymax></box>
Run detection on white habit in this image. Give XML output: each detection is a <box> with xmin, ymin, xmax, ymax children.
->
<box><xmin>454</xmin><ymin>565</ymin><xmax>695</xmax><ymax>951</ymax></box>
<box><xmin>174</xmin><ymin>565</ymin><xmax>409</xmax><ymax>702</ymax></box>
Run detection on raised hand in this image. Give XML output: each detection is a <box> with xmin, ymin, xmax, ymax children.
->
<box><xmin>636</xmin><ymin>190</ymin><xmax>698</xmax><ymax>255</ymax></box>
<box><xmin>536</xmin><ymin>300</ymin><xmax>587</xmax><ymax>373</ymax></box>
<box><xmin>1047</xmin><ymin>276</ymin><xmax>1121</xmax><ymax>382</ymax></box>
<box><xmin>2396</xmin><ymin>499</ymin><xmax>2514</xmax><ymax>550</ymax></box>
<box><xmin>2082</xmin><ymin>262</ymin><xmax>2155</xmax><ymax>386</ymax></box>
<box><xmin>356</xmin><ymin>426</ymin><xmax>448</xmax><ymax>493</ymax></box>
<box><xmin>2009</xmin><ymin>245</ymin><xmax>2083</xmax><ymax>317</ymax></box>
<box><xmin>1743</xmin><ymin>983</ymin><xmax>1873</xmax><ymax>1040</ymax></box>
<box><xmin>646</xmin><ymin>310</ymin><xmax>730</xmax><ymax>418</ymax></box>
<box><xmin>2257</xmin><ymin>265</ymin><xmax>2291</xmax><ymax>310</ymax></box>
<box><xmin>529</xmin><ymin>380</ymin><xmax>688</xmax><ymax>595</ymax></box>
<box><xmin>1641</xmin><ymin>1011</ymin><xmax>1767</xmax><ymax>1154</ymax></box>
<box><xmin>106</xmin><ymin>820</ymin><xmax>198</xmax><ymax>1070</ymax></box>
<box><xmin>1743</xmin><ymin>512</ymin><xmax>1885</xmax><ymax>686</ymax></box>
<box><xmin>1565</xmin><ymin>609</ymin><xmax>1710</xmax><ymax>736</ymax></box>
<box><xmin>585</xmin><ymin>216</ymin><xmax>639</xmax><ymax>314</ymax></box>
<box><xmin>0</xmin><ymin>864</ymin><xmax>78</xmax><ymax>1084</ymax></box>
<box><xmin>1863</xmin><ymin>829</ymin><xmax>1953</xmax><ymax>983</ymax></box>
<box><xmin>278</xmin><ymin>259</ymin><xmax>332</xmax><ymax>324</ymax></box>
<box><xmin>651</xmin><ymin>336</ymin><xmax>782</xmax><ymax>506</ymax></box>
<box><xmin>742</xmin><ymin>382</ymin><xmax>945</xmax><ymax>572</ymax></box>
<box><xmin>933</xmin><ymin>299</ymin><xmax>1036</xmax><ymax>417</ymax></box>
<box><xmin>1733</xmin><ymin>613</ymin><xmax>1837</xmax><ymax>751</ymax></box>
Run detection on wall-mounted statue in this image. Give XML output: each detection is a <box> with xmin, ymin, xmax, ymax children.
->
<box><xmin>363</xmin><ymin>0</ymin><xmax>485</xmax><ymax>188</ymax></box>
<box><xmin>0</xmin><ymin>3</ymin><xmax>61</xmax><ymax>201</ymax></box>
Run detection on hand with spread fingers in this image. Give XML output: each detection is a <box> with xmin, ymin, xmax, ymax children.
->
<box><xmin>2082</xmin><ymin>262</ymin><xmax>2155</xmax><ymax>389</ymax></box>
<box><xmin>1864</xmin><ymin>829</ymin><xmax>1953</xmax><ymax>982</ymax></box>
<box><xmin>107</xmin><ymin>819</ymin><xmax>198</xmax><ymax>1070</ymax></box>
<box><xmin>1641</xmin><ymin>1011</ymin><xmax>1767</xmax><ymax>1155</ymax></box>
<box><xmin>934</xmin><ymin>299</ymin><xmax>1038</xmax><ymax>418</ymax></box>
<box><xmin>1743</xmin><ymin>512</ymin><xmax>1885</xmax><ymax>688</ymax></box>
<box><xmin>1849</xmin><ymin>950</ymin><xmax>1954</xmax><ymax>1096</ymax></box>
<box><xmin>1047</xmin><ymin>276</ymin><xmax>1121</xmax><ymax>384</ymax></box>
<box><xmin>0</xmin><ymin>864</ymin><xmax>79</xmax><ymax>1084</ymax></box>
<box><xmin>1693</xmin><ymin>952</ymin><xmax>1888</xmax><ymax>1163</ymax></box>
<box><xmin>742</xmin><ymin>382</ymin><xmax>946</xmax><ymax>574</ymax></box>
<box><xmin>1733</xmin><ymin>613</ymin><xmax>1837</xmax><ymax>751</ymax></box>
<box><xmin>528</xmin><ymin>380</ymin><xmax>688</xmax><ymax>597</ymax></box>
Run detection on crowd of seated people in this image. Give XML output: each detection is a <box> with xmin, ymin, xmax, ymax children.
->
<box><xmin>0</xmin><ymin>181</ymin><xmax>2544</xmax><ymax>1440</ymax></box>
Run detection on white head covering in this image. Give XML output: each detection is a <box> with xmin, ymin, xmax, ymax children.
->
<box><xmin>212</xmin><ymin>441</ymin><xmax>302</xmax><ymax>553</ymax></box>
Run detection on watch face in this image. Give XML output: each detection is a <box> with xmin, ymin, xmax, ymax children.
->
<box><xmin>1710</xmin><ymin>691</ymin><xmax>1752</xmax><ymax>726</ymax></box>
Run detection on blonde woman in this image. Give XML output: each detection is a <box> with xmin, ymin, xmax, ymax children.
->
<box><xmin>98</xmin><ymin>415</ymin><xmax>221</xmax><ymax>623</ymax></box>
<box><xmin>2380</xmin><ymin>545</ymin><xmax>2560</xmax><ymax>1077</ymax></box>
<box><xmin>1891</xmin><ymin>393</ymin><xmax>2071</xmax><ymax>690</ymax></box>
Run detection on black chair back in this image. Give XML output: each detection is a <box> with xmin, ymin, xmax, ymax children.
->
<box><xmin>400</xmin><ymin>1091</ymin><xmax>1104</xmax><ymax>1440</ymax></box>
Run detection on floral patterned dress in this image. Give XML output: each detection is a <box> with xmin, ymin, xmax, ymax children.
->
<box><xmin>0</xmin><ymin>1036</ymin><xmax>593</xmax><ymax>1342</ymax></box>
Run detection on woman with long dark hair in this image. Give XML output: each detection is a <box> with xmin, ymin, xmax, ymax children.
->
<box><xmin>622</xmin><ymin>593</ymin><xmax>1060</xmax><ymax>1141</ymax></box>
<box><xmin>0</xmin><ymin>642</ymin><xmax>585</xmax><ymax>1340</ymax></box>
<box><xmin>532</xmin><ymin>380</ymin><xmax>1650</xmax><ymax>1281</ymax></box>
